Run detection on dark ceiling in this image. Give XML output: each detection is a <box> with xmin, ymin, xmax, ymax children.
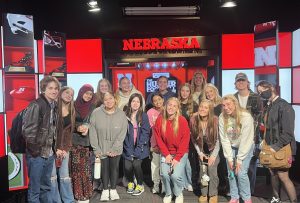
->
<box><xmin>1</xmin><ymin>0</ymin><xmax>300</xmax><ymax>40</ymax></box>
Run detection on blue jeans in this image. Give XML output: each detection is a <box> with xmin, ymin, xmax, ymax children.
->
<box><xmin>161</xmin><ymin>153</ymin><xmax>188</xmax><ymax>197</ymax></box>
<box><xmin>51</xmin><ymin>152</ymin><xmax>75</xmax><ymax>203</ymax></box>
<box><xmin>26</xmin><ymin>154</ymin><xmax>54</xmax><ymax>203</ymax></box>
<box><xmin>183</xmin><ymin>159</ymin><xmax>192</xmax><ymax>188</ymax></box>
<box><xmin>227</xmin><ymin>145</ymin><xmax>254</xmax><ymax>201</ymax></box>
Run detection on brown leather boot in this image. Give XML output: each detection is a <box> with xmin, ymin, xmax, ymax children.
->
<box><xmin>209</xmin><ymin>195</ymin><xmax>218</xmax><ymax>203</ymax></box>
<box><xmin>199</xmin><ymin>195</ymin><xmax>208</xmax><ymax>203</ymax></box>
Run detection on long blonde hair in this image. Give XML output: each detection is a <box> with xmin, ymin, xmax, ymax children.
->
<box><xmin>178</xmin><ymin>83</ymin><xmax>194</xmax><ymax>118</ymax></box>
<box><xmin>204</xmin><ymin>83</ymin><xmax>222</xmax><ymax>106</ymax></box>
<box><xmin>191</xmin><ymin>71</ymin><xmax>207</xmax><ymax>93</ymax></box>
<box><xmin>162</xmin><ymin>97</ymin><xmax>181</xmax><ymax>136</ymax></box>
<box><xmin>221</xmin><ymin>94</ymin><xmax>246</xmax><ymax>133</ymax></box>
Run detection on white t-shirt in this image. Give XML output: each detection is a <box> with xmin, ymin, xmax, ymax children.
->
<box><xmin>238</xmin><ymin>94</ymin><xmax>249</xmax><ymax>109</ymax></box>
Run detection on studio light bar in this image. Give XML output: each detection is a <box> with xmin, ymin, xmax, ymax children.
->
<box><xmin>123</xmin><ymin>6</ymin><xmax>199</xmax><ymax>16</ymax></box>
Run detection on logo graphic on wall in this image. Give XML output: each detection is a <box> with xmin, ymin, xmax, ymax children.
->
<box><xmin>145</xmin><ymin>73</ymin><xmax>177</xmax><ymax>98</ymax></box>
<box><xmin>6</xmin><ymin>14</ymin><xmax>33</xmax><ymax>35</ymax></box>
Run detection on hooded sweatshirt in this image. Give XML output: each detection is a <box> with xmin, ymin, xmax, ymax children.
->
<box><xmin>116</xmin><ymin>85</ymin><xmax>145</xmax><ymax>111</ymax></box>
<box><xmin>89</xmin><ymin>105</ymin><xmax>127</xmax><ymax>158</ymax></box>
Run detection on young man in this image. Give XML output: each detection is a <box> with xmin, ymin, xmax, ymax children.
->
<box><xmin>22</xmin><ymin>76</ymin><xmax>60</xmax><ymax>203</ymax></box>
<box><xmin>146</xmin><ymin>76</ymin><xmax>176</xmax><ymax>107</ymax></box>
<box><xmin>233</xmin><ymin>72</ymin><xmax>263</xmax><ymax>195</ymax></box>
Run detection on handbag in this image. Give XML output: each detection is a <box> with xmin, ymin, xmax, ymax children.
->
<box><xmin>259</xmin><ymin>140</ymin><xmax>292</xmax><ymax>169</ymax></box>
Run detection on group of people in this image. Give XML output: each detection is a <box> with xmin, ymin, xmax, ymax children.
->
<box><xmin>21</xmin><ymin>71</ymin><xmax>297</xmax><ymax>203</ymax></box>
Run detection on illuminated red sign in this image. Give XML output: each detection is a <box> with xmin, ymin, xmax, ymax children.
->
<box><xmin>123</xmin><ymin>37</ymin><xmax>200</xmax><ymax>51</ymax></box>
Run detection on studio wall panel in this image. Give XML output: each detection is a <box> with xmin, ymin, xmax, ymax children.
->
<box><xmin>66</xmin><ymin>39</ymin><xmax>102</xmax><ymax>73</ymax></box>
<box><xmin>222</xmin><ymin>34</ymin><xmax>254</xmax><ymax>69</ymax></box>
<box><xmin>221</xmin><ymin>69</ymin><xmax>255</xmax><ymax>96</ymax></box>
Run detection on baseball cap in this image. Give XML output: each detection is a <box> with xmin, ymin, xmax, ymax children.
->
<box><xmin>235</xmin><ymin>73</ymin><xmax>248</xmax><ymax>82</ymax></box>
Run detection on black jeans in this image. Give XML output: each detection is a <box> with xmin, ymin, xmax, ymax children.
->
<box><xmin>101</xmin><ymin>155</ymin><xmax>121</xmax><ymax>190</ymax></box>
<box><xmin>124</xmin><ymin>158</ymin><xmax>143</xmax><ymax>185</ymax></box>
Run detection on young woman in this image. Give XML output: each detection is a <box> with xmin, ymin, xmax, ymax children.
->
<box><xmin>256</xmin><ymin>81</ymin><xmax>297</xmax><ymax>203</ymax></box>
<box><xmin>178</xmin><ymin>83</ymin><xmax>199</xmax><ymax>191</ymax></box>
<box><xmin>89</xmin><ymin>92</ymin><xmax>127</xmax><ymax>201</ymax></box>
<box><xmin>203</xmin><ymin>83</ymin><xmax>228</xmax><ymax>195</ymax></box>
<box><xmin>191</xmin><ymin>71</ymin><xmax>207</xmax><ymax>105</ymax></box>
<box><xmin>70</xmin><ymin>84</ymin><xmax>95</xmax><ymax>202</ymax></box>
<box><xmin>154</xmin><ymin>97</ymin><xmax>190</xmax><ymax>203</ymax></box>
<box><xmin>147</xmin><ymin>93</ymin><xmax>164</xmax><ymax>194</ymax></box>
<box><xmin>94</xmin><ymin>78</ymin><xmax>112</xmax><ymax>108</ymax></box>
<box><xmin>190</xmin><ymin>100</ymin><xmax>220</xmax><ymax>203</ymax></box>
<box><xmin>51</xmin><ymin>87</ymin><xmax>76</xmax><ymax>203</ymax></box>
<box><xmin>123</xmin><ymin>93</ymin><xmax>151</xmax><ymax>196</ymax></box>
<box><xmin>204</xmin><ymin>83</ymin><xmax>222</xmax><ymax>117</ymax></box>
<box><xmin>219</xmin><ymin>95</ymin><xmax>254</xmax><ymax>203</ymax></box>
<box><xmin>115</xmin><ymin>76</ymin><xmax>145</xmax><ymax>111</ymax></box>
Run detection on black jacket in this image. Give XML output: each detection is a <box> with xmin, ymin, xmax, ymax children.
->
<box><xmin>22</xmin><ymin>94</ymin><xmax>58</xmax><ymax>158</ymax></box>
<box><xmin>265</xmin><ymin>97</ymin><xmax>296</xmax><ymax>155</ymax></box>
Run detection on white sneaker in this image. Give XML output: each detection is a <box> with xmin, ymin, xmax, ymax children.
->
<box><xmin>100</xmin><ymin>189</ymin><xmax>109</xmax><ymax>201</ymax></box>
<box><xmin>76</xmin><ymin>200</ymin><xmax>89</xmax><ymax>203</ymax></box>
<box><xmin>175</xmin><ymin>194</ymin><xmax>184</xmax><ymax>203</ymax></box>
<box><xmin>163</xmin><ymin>195</ymin><xmax>172</xmax><ymax>203</ymax></box>
<box><xmin>187</xmin><ymin>184</ymin><xmax>193</xmax><ymax>192</ymax></box>
<box><xmin>110</xmin><ymin>189</ymin><xmax>120</xmax><ymax>201</ymax></box>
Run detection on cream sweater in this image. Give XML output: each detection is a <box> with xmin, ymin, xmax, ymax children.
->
<box><xmin>219</xmin><ymin>111</ymin><xmax>254</xmax><ymax>164</ymax></box>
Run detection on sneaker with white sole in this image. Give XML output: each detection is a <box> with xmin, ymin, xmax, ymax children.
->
<box><xmin>187</xmin><ymin>184</ymin><xmax>193</xmax><ymax>192</ymax></box>
<box><xmin>132</xmin><ymin>184</ymin><xmax>144</xmax><ymax>196</ymax></box>
<box><xmin>152</xmin><ymin>187</ymin><xmax>159</xmax><ymax>194</ymax></box>
<box><xmin>270</xmin><ymin>197</ymin><xmax>282</xmax><ymax>203</ymax></box>
<box><xmin>100</xmin><ymin>189</ymin><xmax>109</xmax><ymax>201</ymax></box>
<box><xmin>163</xmin><ymin>195</ymin><xmax>172</xmax><ymax>203</ymax></box>
<box><xmin>110</xmin><ymin>189</ymin><xmax>120</xmax><ymax>201</ymax></box>
<box><xmin>127</xmin><ymin>182</ymin><xmax>135</xmax><ymax>194</ymax></box>
<box><xmin>175</xmin><ymin>194</ymin><xmax>184</xmax><ymax>203</ymax></box>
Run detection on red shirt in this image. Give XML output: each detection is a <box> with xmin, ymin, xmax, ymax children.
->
<box><xmin>154</xmin><ymin>115</ymin><xmax>190</xmax><ymax>161</ymax></box>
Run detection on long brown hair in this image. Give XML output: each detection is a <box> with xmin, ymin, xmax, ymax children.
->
<box><xmin>57</xmin><ymin>87</ymin><xmax>76</xmax><ymax>135</ymax></box>
<box><xmin>161</xmin><ymin>97</ymin><xmax>181</xmax><ymax>136</ymax></box>
<box><xmin>125</xmin><ymin>93</ymin><xmax>144</xmax><ymax>125</ymax></box>
<box><xmin>178</xmin><ymin>83</ymin><xmax>194</xmax><ymax>118</ymax></box>
<box><xmin>192</xmin><ymin>100</ymin><xmax>218</xmax><ymax>151</ymax></box>
<box><xmin>94</xmin><ymin>78</ymin><xmax>112</xmax><ymax>107</ymax></box>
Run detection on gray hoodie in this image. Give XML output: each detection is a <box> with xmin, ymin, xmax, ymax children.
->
<box><xmin>89</xmin><ymin>105</ymin><xmax>127</xmax><ymax>158</ymax></box>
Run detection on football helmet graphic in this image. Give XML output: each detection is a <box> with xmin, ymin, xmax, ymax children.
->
<box><xmin>10</xmin><ymin>86</ymin><xmax>36</xmax><ymax>101</ymax></box>
<box><xmin>7</xmin><ymin>14</ymin><xmax>33</xmax><ymax>35</ymax></box>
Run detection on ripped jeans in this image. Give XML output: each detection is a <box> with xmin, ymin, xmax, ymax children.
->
<box><xmin>51</xmin><ymin>152</ymin><xmax>75</xmax><ymax>203</ymax></box>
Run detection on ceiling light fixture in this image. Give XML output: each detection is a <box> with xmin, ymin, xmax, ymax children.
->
<box><xmin>123</xmin><ymin>6</ymin><xmax>200</xmax><ymax>16</ymax></box>
<box><xmin>87</xmin><ymin>0</ymin><xmax>100</xmax><ymax>12</ymax></box>
<box><xmin>220</xmin><ymin>0</ymin><xmax>237</xmax><ymax>8</ymax></box>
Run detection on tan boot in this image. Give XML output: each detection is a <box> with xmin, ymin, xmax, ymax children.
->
<box><xmin>199</xmin><ymin>195</ymin><xmax>208</xmax><ymax>203</ymax></box>
<box><xmin>209</xmin><ymin>195</ymin><xmax>218</xmax><ymax>203</ymax></box>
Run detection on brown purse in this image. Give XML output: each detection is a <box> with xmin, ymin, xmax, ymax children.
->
<box><xmin>259</xmin><ymin>140</ymin><xmax>292</xmax><ymax>169</ymax></box>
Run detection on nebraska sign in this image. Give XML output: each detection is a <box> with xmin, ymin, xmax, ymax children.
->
<box><xmin>122</xmin><ymin>37</ymin><xmax>200</xmax><ymax>51</ymax></box>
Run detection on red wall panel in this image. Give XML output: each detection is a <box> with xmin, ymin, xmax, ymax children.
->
<box><xmin>0</xmin><ymin>114</ymin><xmax>5</xmax><ymax>157</ymax></box>
<box><xmin>279</xmin><ymin>32</ymin><xmax>292</xmax><ymax>68</ymax></box>
<box><xmin>222</xmin><ymin>34</ymin><xmax>254</xmax><ymax>69</ymax></box>
<box><xmin>66</xmin><ymin>39</ymin><xmax>102</xmax><ymax>73</ymax></box>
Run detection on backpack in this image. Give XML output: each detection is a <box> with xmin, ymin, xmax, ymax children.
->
<box><xmin>9</xmin><ymin>108</ymin><xmax>28</xmax><ymax>153</ymax></box>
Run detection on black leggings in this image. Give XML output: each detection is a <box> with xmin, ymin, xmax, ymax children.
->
<box><xmin>101</xmin><ymin>155</ymin><xmax>121</xmax><ymax>190</ymax></box>
<box><xmin>124</xmin><ymin>159</ymin><xmax>143</xmax><ymax>185</ymax></box>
